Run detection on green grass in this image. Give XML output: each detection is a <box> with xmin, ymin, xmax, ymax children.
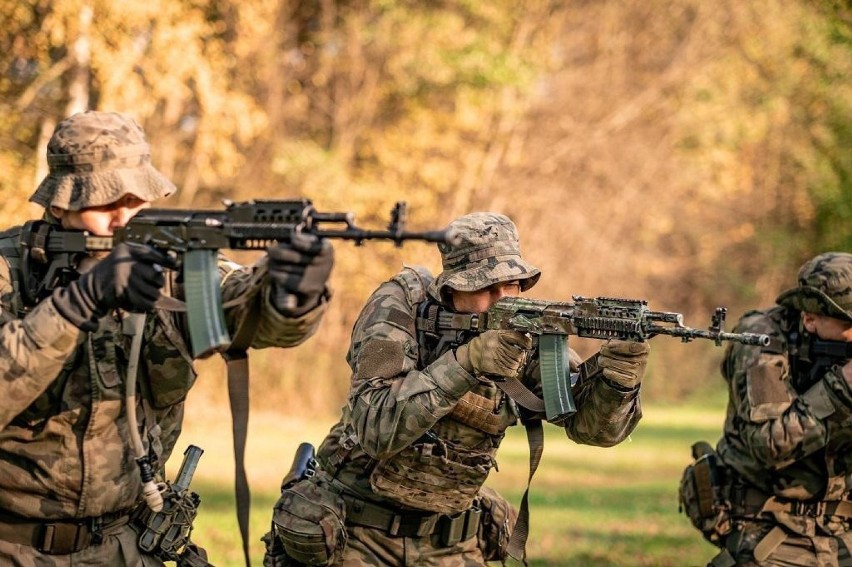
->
<box><xmin>167</xmin><ymin>400</ymin><xmax>726</xmax><ymax>566</ymax></box>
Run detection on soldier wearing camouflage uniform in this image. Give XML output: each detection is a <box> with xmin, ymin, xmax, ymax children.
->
<box><xmin>694</xmin><ymin>252</ymin><xmax>852</xmax><ymax>566</ymax></box>
<box><xmin>0</xmin><ymin>111</ymin><xmax>334</xmax><ymax>565</ymax></box>
<box><xmin>262</xmin><ymin>212</ymin><xmax>650</xmax><ymax>566</ymax></box>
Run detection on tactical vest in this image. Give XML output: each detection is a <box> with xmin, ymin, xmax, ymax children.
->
<box><xmin>0</xmin><ymin>226</ymin><xmax>196</xmax><ymax>481</ymax></box>
<box><xmin>335</xmin><ymin>265</ymin><xmax>518</xmax><ymax>515</ymax></box>
<box><xmin>719</xmin><ymin>306</ymin><xmax>852</xmax><ymax>504</ymax></box>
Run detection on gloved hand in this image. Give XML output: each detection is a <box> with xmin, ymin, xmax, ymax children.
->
<box><xmin>52</xmin><ymin>242</ymin><xmax>169</xmax><ymax>331</ymax></box>
<box><xmin>598</xmin><ymin>339</ymin><xmax>650</xmax><ymax>389</ymax></box>
<box><xmin>456</xmin><ymin>330</ymin><xmax>533</xmax><ymax>380</ymax></box>
<box><xmin>267</xmin><ymin>232</ymin><xmax>334</xmax><ymax>317</ymax></box>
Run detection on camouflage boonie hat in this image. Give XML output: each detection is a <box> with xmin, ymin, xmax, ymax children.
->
<box><xmin>428</xmin><ymin>212</ymin><xmax>540</xmax><ymax>300</ymax></box>
<box><xmin>776</xmin><ymin>252</ymin><xmax>852</xmax><ymax>322</ymax></box>
<box><xmin>29</xmin><ymin>110</ymin><xmax>175</xmax><ymax>211</ymax></box>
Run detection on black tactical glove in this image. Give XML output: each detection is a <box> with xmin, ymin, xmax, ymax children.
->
<box><xmin>267</xmin><ymin>232</ymin><xmax>334</xmax><ymax>317</ymax></box>
<box><xmin>52</xmin><ymin>242</ymin><xmax>169</xmax><ymax>331</ymax></box>
<box><xmin>456</xmin><ymin>330</ymin><xmax>533</xmax><ymax>380</ymax></box>
<box><xmin>598</xmin><ymin>339</ymin><xmax>650</xmax><ymax>389</ymax></box>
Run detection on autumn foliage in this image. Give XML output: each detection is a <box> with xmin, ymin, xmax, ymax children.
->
<box><xmin>1</xmin><ymin>0</ymin><xmax>849</xmax><ymax>412</ymax></box>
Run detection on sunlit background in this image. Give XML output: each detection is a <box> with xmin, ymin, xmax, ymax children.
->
<box><xmin>1</xmin><ymin>1</ymin><xmax>849</xmax><ymax>564</ymax></box>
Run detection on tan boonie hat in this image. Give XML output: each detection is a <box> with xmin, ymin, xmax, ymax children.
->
<box><xmin>776</xmin><ymin>252</ymin><xmax>852</xmax><ymax>322</ymax></box>
<box><xmin>428</xmin><ymin>212</ymin><xmax>540</xmax><ymax>300</ymax></box>
<box><xmin>29</xmin><ymin>110</ymin><xmax>175</xmax><ymax>211</ymax></box>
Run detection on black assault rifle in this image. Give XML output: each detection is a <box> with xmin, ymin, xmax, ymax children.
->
<box><xmin>429</xmin><ymin>296</ymin><xmax>771</xmax><ymax>424</ymax></box>
<box><xmin>20</xmin><ymin>199</ymin><xmax>457</xmax><ymax>357</ymax></box>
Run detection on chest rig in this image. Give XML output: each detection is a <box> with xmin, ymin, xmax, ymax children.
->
<box><xmin>356</xmin><ymin>266</ymin><xmax>515</xmax><ymax>514</ymax></box>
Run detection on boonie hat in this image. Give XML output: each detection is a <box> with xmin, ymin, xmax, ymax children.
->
<box><xmin>776</xmin><ymin>252</ymin><xmax>852</xmax><ymax>322</ymax></box>
<box><xmin>29</xmin><ymin>110</ymin><xmax>175</xmax><ymax>211</ymax></box>
<box><xmin>429</xmin><ymin>212</ymin><xmax>540</xmax><ymax>300</ymax></box>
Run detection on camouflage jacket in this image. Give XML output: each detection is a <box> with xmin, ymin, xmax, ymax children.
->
<box><xmin>317</xmin><ymin>266</ymin><xmax>641</xmax><ymax>513</ymax></box>
<box><xmin>716</xmin><ymin>306</ymin><xmax>852</xmax><ymax>501</ymax></box>
<box><xmin>0</xmin><ymin>224</ymin><xmax>326</xmax><ymax>519</ymax></box>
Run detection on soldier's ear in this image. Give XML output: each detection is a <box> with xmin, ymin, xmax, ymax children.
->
<box><xmin>802</xmin><ymin>312</ymin><xmax>818</xmax><ymax>333</ymax></box>
<box><xmin>50</xmin><ymin>206</ymin><xmax>65</xmax><ymax>220</ymax></box>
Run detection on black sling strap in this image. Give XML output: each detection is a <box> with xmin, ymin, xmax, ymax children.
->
<box><xmin>223</xmin><ymin>291</ymin><xmax>263</xmax><ymax>567</ymax></box>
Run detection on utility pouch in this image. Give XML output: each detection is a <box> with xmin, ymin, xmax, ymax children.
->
<box><xmin>678</xmin><ymin>441</ymin><xmax>732</xmax><ymax>546</ymax></box>
<box><xmin>369</xmin><ymin>435</ymin><xmax>493</xmax><ymax>515</ymax></box>
<box><xmin>135</xmin><ymin>489</ymin><xmax>202</xmax><ymax>561</ymax></box>
<box><xmin>475</xmin><ymin>485</ymin><xmax>518</xmax><ymax>563</ymax></box>
<box><xmin>135</xmin><ymin>445</ymin><xmax>208</xmax><ymax>565</ymax></box>
<box><xmin>271</xmin><ymin>475</ymin><xmax>347</xmax><ymax>566</ymax></box>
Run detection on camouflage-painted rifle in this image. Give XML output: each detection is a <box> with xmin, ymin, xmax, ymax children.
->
<box><xmin>434</xmin><ymin>296</ymin><xmax>770</xmax><ymax>424</ymax></box>
<box><xmin>19</xmin><ymin>199</ymin><xmax>457</xmax><ymax>357</ymax></box>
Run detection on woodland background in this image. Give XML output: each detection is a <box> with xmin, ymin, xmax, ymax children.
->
<box><xmin>1</xmin><ymin>0</ymin><xmax>850</xmax><ymax>410</ymax></box>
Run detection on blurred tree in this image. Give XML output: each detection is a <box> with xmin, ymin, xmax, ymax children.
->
<box><xmin>0</xmin><ymin>0</ymin><xmax>848</xmax><ymax>408</ymax></box>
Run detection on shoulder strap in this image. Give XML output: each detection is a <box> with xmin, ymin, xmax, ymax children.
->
<box><xmin>391</xmin><ymin>264</ymin><xmax>434</xmax><ymax>305</ymax></box>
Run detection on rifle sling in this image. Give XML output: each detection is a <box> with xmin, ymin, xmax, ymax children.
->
<box><xmin>221</xmin><ymin>272</ymin><xmax>266</xmax><ymax>567</ymax></box>
<box><xmin>491</xmin><ymin>379</ymin><xmax>546</xmax><ymax>565</ymax></box>
<box><xmin>493</xmin><ymin>379</ymin><xmax>545</xmax><ymax>413</ymax></box>
<box><xmin>506</xmin><ymin>419</ymin><xmax>544</xmax><ymax>566</ymax></box>
<box><xmin>154</xmin><ymin>293</ymin><xmax>251</xmax><ymax>312</ymax></box>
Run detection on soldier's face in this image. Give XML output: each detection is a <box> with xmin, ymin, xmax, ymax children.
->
<box><xmin>51</xmin><ymin>194</ymin><xmax>150</xmax><ymax>236</ymax></box>
<box><xmin>451</xmin><ymin>281</ymin><xmax>521</xmax><ymax>313</ymax></box>
<box><xmin>802</xmin><ymin>312</ymin><xmax>852</xmax><ymax>342</ymax></box>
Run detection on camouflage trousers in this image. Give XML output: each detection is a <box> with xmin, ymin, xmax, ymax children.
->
<box><xmin>711</xmin><ymin>518</ymin><xmax>852</xmax><ymax>567</ymax></box>
<box><xmin>0</xmin><ymin>523</ymin><xmax>165</xmax><ymax>567</ymax></box>
<box><xmin>265</xmin><ymin>524</ymin><xmax>488</xmax><ymax>567</ymax></box>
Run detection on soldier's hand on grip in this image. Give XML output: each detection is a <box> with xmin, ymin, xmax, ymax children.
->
<box><xmin>598</xmin><ymin>339</ymin><xmax>650</xmax><ymax>389</ymax></box>
<box><xmin>267</xmin><ymin>232</ymin><xmax>334</xmax><ymax>317</ymax></box>
<box><xmin>456</xmin><ymin>329</ymin><xmax>533</xmax><ymax>380</ymax></box>
<box><xmin>52</xmin><ymin>242</ymin><xmax>169</xmax><ymax>331</ymax></box>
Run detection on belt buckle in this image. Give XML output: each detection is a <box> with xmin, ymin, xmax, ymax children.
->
<box><xmin>37</xmin><ymin>521</ymin><xmax>90</xmax><ymax>554</ymax></box>
<box><xmin>388</xmin><ymin>513</ymin><xmax>434</xmax><ymax>538</ymax></box>
<box><xmin>792</xmin><ymin>500</ymin><xmax>824</xmax><ymax>517</ymax></box>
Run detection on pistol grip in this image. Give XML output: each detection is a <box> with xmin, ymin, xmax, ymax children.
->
<box><xmin>184</xmin><ymin>249</ymin><xmax>231</xmax><ymax>357</ymax></box>
<box><xmin>539</xmin><ymin>334</ymin><xmax>577</xmax><ymax>424</ymax></box>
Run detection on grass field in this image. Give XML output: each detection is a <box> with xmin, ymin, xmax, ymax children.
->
<box><xmin>168</xmin><ymin>393</ymin><xmax>727</xmax><ymax>566</ymax></box>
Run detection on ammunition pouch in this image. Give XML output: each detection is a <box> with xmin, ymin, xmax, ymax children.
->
<box><xmin>678</xmin><ymin>441</ymin><xmax>732</xmax><ymax>546</ymax></box>
<box><xmin>134</xmin><ymin>486</ymin><xmax>206</xmax><ymax>564</ymax></box>
<box><xmin>270</xmin><ymin>474</ymin><xmax>347</xmax><ymax>566</ymax></box>
<box><xmin>475</xmin><ymin>485</ymin><xmax>517</xmax><ymax>563</ymax></box>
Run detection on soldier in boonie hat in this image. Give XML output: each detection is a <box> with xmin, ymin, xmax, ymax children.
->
<box><xmin>29</xmin><ymin>110</ymin><xmax>175</xmax><ymax>211</ymax></box>
<box><xmin>428</xmin><ymin>212</ymin><xmax>541</xmax><ymax>301</ymax></box>
<box><xmin>775</xmin><ymin>252</ymin><xmax>852</xmax><ymax>322</ymax></box>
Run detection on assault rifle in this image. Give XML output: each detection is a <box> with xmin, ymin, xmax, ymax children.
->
<box><xmin>431</xmin><ymin>296</ymin><xmax>771</xmax><ymax>424</ymax></box>
<box><xmin>808</xmin><ymin>338</ymin><xmax>852</xmax><ymax>362</ymax></box>
<box><xmin>799</xmin><ymin>337</ymin><xmax>852</xmax><ymax>386</ymax></box>
<box><xmin>19</xmin><ymin>199</ymin><xmax>457</xmax><ymax>357</ymax></box>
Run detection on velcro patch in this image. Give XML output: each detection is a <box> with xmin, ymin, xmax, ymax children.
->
<box><xmin>356</xmin><ymin>339</ymin><xmax>407</xmax><ymax>381</ymax></box>
<box><xmin>747</xmin><ymin>355</ymin><xmax>792</xmax><ymax>422</ymax></box>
